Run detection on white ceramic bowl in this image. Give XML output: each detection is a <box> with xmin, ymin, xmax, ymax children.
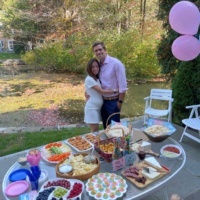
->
<box><xmin>17</xmin><ymin>157</ymin><xmax>28</xmax><ymax>166</ymax></box>
<box><xmin>160</xmin><ymin>144</ymin><xmax>182</xmax><ymax>158</ymax></box>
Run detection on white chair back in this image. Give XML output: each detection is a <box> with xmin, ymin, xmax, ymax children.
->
<box><xmin>144</xmin><ymin>89</ymin><xmax>174</xmax><ymax>123</ymax></box>
<box><xmin>180</xmin><ymin>104</ymin><xmax>200</xmax><ymax>143</ymax></box>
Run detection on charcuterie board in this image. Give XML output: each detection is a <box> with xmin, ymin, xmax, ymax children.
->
<box><xmin>121</xmin><ymin>161</ymin><xmax>169</xmax><ymax>188</ymax></box>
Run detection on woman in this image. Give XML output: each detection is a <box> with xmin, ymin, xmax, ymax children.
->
<box><xmin>84</xmin><ymin>58</ymin><xmax>118</xmax><ymax>132</ymax></box>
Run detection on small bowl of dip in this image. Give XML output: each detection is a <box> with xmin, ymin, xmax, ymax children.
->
<box><xmin>17</xmin><ymin>157</ymin><xmax>28</xmax><ymax>166</ymax></box>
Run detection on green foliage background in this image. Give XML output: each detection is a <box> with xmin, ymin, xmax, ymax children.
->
<box><xmin>22</xmin><ymin>30</ymin><xmax>160</xmax><ymax>79</ymax></box>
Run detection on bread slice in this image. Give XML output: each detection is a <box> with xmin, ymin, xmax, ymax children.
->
<box><xmin>141</xmin><ymin>167</ymin><xmax>160</xmax><ymax>180</ymax></box>
<box><xmin>144</xmin><ymin>156</ymin><xmax>162</xmax><ymax>170</ymax></box>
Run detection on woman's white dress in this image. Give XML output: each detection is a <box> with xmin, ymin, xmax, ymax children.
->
<box><xmin>84</xmin><ymin>76</ymin><xmax>103</xmax><ymax>124</ymax></box>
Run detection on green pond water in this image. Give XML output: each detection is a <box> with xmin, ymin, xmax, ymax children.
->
<box><xmin>121</xmin><ymin>82</ymin><xmax>170</xmax><ymax>117</ymax></box>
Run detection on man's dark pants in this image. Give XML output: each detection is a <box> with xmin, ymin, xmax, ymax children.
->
<box><xmin>101</xmin><ymin>99</ymin><xmax>120</xmax><ymax>129</ymax></box>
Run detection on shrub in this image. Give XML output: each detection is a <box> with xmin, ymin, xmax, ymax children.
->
<box><xmin>172</xmin><ymin>58</ymin><xmax>200</xmax><ymax>124</ymax></box>
<box><xmin>22</xmin><ymin>30</ymin><xmax>161</xmax><ymax>78</ymax></box>
<box><xmin>21</xmin><ymin>51</ymin><xmax>37</xmax><ymax>66</ymax></box>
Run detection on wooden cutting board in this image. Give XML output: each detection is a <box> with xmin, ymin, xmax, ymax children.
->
<box><xmin>121</xmin><ymin>161</ymin><xmax>169</xmax><ymax>188</ymax></box>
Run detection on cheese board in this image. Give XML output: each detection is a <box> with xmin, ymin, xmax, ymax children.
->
<box><xmin>121</xmin><ymin>159</ymin><xmax>169</xmax><ymax>188</ymax></box>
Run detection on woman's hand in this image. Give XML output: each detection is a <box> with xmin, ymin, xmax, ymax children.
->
<box><xmin>85</xmin><ymin>92</ymin><xmax>90</xmax><ymax>101</ymax></box>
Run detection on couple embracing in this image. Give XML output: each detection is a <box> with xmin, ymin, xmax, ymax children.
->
<box><xmin>84</xmin><ymin>41</ymin><xmax>128</xmax><ymax>132</ymax></box>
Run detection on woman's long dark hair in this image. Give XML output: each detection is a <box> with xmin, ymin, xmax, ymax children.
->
<box><xmin>86</xmin><ymin>58</ymin><xmax>100</xmax><ymax>81</ymax></box>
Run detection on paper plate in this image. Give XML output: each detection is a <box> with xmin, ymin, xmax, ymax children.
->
<box><xmin>9</xmin><ymin>169</ymin><xmax>28</xmax><ymax>182</ymax></box>
<box><xmin>160</xmin><ymin>144</ymin><xmax>182</xmax><ymax>158</ymax></box>
<box><xmin>5</xmin><ymin>180</ymin><xmax>29</xmax><ymax>197</ymax></box>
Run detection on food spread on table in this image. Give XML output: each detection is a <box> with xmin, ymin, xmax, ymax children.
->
<box><xmin>3</xmin><ymin>130</ymin><xmax>184</xmax><ymax>200</ymax></box>
<box><xmin>41</xmin><ymin>142</ymin><xmax>72</xmax><ymax>163</ymax></box>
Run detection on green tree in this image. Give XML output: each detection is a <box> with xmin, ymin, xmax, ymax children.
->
<box><xmin>0</xmin><ymin>0</ymin><xmax>81</xmax><ymax>47</ymax></box>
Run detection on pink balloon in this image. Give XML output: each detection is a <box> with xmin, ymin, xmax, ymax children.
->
<box><xmin>171</xmin><ymin>35</ymin><xmax>200</xmax><ymax>61</ymax></box>
<box><xmin>169</xmin><ymin>1</ymin><xmax>200</xmax><ymax>35</ymax></box>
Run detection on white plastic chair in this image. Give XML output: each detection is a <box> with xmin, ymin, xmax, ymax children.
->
<box><xmin>180</xmin><ymin>104</ymin><xmax>200</xmax><ymax>143</ymax></box>
<box><xmin>144</xmin><ymin>89</ymin><xmax>174</xmax><ymax>124</ymax></box>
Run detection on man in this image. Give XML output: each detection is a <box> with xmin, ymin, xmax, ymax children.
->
<box><xmin>92</xmin><ymin>41</ymin><xmax>128</xmax><ymax>129</ymax></box>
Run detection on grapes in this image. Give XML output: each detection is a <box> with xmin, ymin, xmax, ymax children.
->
<box><xmin>53</xmin><ymin>187</ymin><xmax>68</xmax><ymax>198</ymax></box>
<box><xmin>67</xmin><ymin>183</ymin><xmax>83</xmax><ymax>198</ymax></box>
<box><xmin>44</xmin><ymin>179</ymin><xmax>71</xmax><ymax>190</ymax></box>
<box><xmin>38</xmin><ymin>180</ymin><xmax>82</xmax><ymax>200</ymax></box>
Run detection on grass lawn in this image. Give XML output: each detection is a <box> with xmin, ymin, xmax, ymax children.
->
<box><xmin>0</xmin><ymin>72</ymin><xmax>85</xmax><ymax>127</ymax></box>
<box><xmin>0</xmin><ymin>126</ymin><xmax>91</xmax><ymax>156</ymax></box>
<box><xmin>0</xmin><ymin>52</ymin><xmax>21</xmax><ymax>60</ymax></box>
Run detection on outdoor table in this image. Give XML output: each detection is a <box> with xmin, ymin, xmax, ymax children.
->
<box><xmin>2</xmin><ymin>133</ymin><xmax>186</xmax><ymax>200</ymax></box>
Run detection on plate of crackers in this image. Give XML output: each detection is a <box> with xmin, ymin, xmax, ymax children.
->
<box><xmin>65</xmin><ymin>136</ymin><xmax>93</xmax><ymax>153</ymax></box>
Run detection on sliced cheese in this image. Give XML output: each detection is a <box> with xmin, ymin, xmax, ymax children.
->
<box><xmin>141</xmin><ymin>141</ymin><xmax>151</xmax><ymax>151</ymax></box>
<box><xmin>144</xmin><ymin>156</ymin><xmax>162</xmax><ymax>169</ymax></box>
<box><xmin>141</xmin><ymin>167</ymin><xmax>160</xmax><ymax>180</ymax></box>
<box><xmin>131</xmin><ymin>143</ymin><xmax>140</xmax><ymax>153</ymax></box>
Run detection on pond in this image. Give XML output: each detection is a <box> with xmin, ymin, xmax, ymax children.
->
<box><xmin>121</xmin><ymin>82</ymin><xmax>171</xmax><ymax>117</ymax></box>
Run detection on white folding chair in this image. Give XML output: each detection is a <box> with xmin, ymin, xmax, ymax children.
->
<box><xmin>180</xmin><ymin>104</ymin><xmax>200</xmax><ymax>143</ymax></box>
<box><xmin>144</xmin><ymin>89</ymin><xmax>174</xmax><ymax>124</ymax></box>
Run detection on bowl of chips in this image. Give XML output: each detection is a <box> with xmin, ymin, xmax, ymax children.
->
<box><xmin>55</xmin><ymin>153</ymin><xmax>100</xmax><ymax>181</ymax></box>
<box><xmin>142</xmin><ymin>119</ymin><xmax>176</xmax><ymax>143</ymax></box>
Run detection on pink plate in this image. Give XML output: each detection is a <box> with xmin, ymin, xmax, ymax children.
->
<box><xmin>5</xmin><ymin>180</ymin><xmax>29</xmax><ymax>197</ymax></box>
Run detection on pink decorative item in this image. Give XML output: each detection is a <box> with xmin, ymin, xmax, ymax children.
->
<box><xmin>171</xmin><ymin>35</ymin><xmax>200</xmax><ymax>61</ymax></box>
<box><xmin>169</xmin><ymin>1</ymin><xmax>200</xmax><ymax>35</ymax></box>
<box><xmin>5</xmin><ymin>181</ymin><xmax>29</xmax><ymax>197</ymax></box>
<box><xmin>27</xmin><ymin>149</ymin><xmax>41</xmax><ymax>166</ymax></box>
<box><xmin>112</xmin><ymin>157</ymin><xmax>125</xmax><ymax>171</ymax></box>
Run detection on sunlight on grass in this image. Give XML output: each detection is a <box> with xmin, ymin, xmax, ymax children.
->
<box><xmin>0</xmin><ymin>72</ymin><xmax>85</xmax><ymax>113</ymax></box>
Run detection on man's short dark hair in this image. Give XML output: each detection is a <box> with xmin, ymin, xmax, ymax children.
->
<box><xmin>92</xmin><ymin>41</ymin><xmax>106</xmax><ymax>50</ymax></box>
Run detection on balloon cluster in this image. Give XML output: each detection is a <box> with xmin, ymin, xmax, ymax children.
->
<box><xmin>169</xmin><ymin>1</ymin><xmax>200</xmax><ymax>61</ymax></box>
